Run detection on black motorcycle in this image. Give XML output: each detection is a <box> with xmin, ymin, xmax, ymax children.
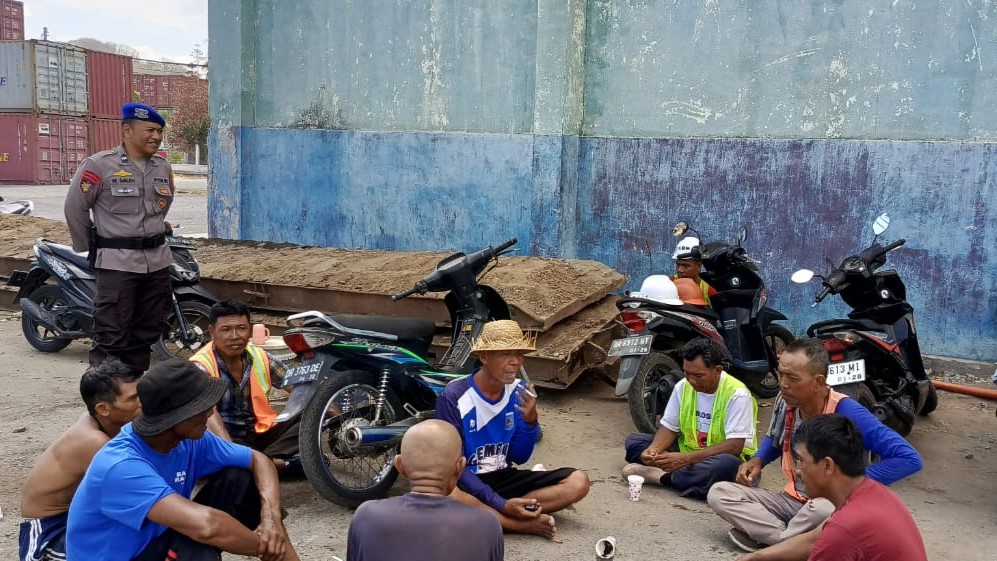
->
<box><xmin>277</xmin><ymin>238</ymin><xmax>518</xmax><ymax>507</ymax></box>
<box><xmin>0</xmin><ymin>195</ymin><xmax>33</xmax><ymax>215</ymax></box>
<box><xmin>610</xmin><ymin>223</ymin><xmax>794</xmax><ymax>434</ymax></box>
<box><xmin>7</xmin><ymin>235</ymin><xmax>217</xmax><ymax>360</ymax></box>
<box><xmin>791</xmin><ymin>213</ymin><xmax>937</xmax><ymax>436</ymax></box>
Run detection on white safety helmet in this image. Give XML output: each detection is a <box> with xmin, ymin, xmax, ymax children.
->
<box><xmin>672</xmin><ymin>236</ymin><xmax>701</xmax><ymax>261</ymax></box>
<box><xmin>632</xmin><ymin>275</ymin><xmax>683</xmax><ymax>306</ymax></box>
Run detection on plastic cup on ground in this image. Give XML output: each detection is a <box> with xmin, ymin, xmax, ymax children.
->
<box><xmin>627</xmin><ymin>474</ymin><xmax>644</xmax><ymax>501</ymax></box>
<box><xmin>595</xmin><ymin>536</ymin><xmax>616</xmax><ymax>559</ymax></box>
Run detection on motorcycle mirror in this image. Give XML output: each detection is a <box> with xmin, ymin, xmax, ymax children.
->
<box><xmin>872</xmin><ymin>213</ymin><xmax>890</xmax><ymax>236</ymax></box>
<box><xmin>672</xmin><ymin>221</ymin><xmax>689</xmax><ymax>237</ymax></box>
<box><xmin>791</xmin><ymin>269</ymin><xmax>815</xmax><ymax>284</ymax></box>
<box><xmin>735</xmin><ymin>226</ymin><xmax>747</xmax><ymax>245</ymax></box>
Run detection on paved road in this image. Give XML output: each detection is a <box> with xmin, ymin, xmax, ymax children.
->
<box><xmin>0</xmin><ymin>177</ymin><xmax>209</xmax><ymax>236</ymax></box>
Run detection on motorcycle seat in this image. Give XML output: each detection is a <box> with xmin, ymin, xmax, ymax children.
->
<box><xmin>329</xmin><ymin>314</ymin><xmax>437</xmax><ymax>342</ymax></box>
<box><xmin>39</xmin><ymin>240</ymin><xmax>91</xmax><ymax>271</ymax></box>
<box><xmin>808</xmin><ymin>318</ymin><xmax>883</xmax><ymax>337</ymax></box>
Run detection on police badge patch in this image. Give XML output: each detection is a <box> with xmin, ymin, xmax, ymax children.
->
<box><xmin>156</xmin><ymin>198</ymin><xmax>167</xmax><ymax>210</ymax></box>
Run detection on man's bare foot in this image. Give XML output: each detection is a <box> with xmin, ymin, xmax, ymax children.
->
<box><xmin>509</xmin><ymin>514</ymin><xmax>557</xmax><ymax>538</ymax></box>
<box><xmin>622</xmin><ymin>462</ymin><xmax>666</xmax><ymax>484</ymax></box>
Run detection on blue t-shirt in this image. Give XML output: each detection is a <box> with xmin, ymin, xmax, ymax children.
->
<box><xmin>66</xmin><ymin>423</ymin><xmax>253</xmax><ymax>561</ymax></box>
<box><xmin>435</xmin><ymin>374</ymin><xmax>539</xmax><ymax>512</ymax></box>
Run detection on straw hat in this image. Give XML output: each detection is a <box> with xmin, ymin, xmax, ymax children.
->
<box><xmin>471</xmin><ymin>320</ymin><xmax>537</xmax><ymax>353</ymax></box>
<box><xmin>674</xmin><ymin>277</ymin><xmax>708</xmax><ymax>306</ymax></box>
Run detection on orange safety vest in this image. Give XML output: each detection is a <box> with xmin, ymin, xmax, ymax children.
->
<box><xmin>190</xmin><ymin>342</ymin><xmax>276</xmax><ymax>434</ymax></box>
<box><xmin>781</xmin><ymin>389</ymin><xmax>847</xmax><ymax>501</ymax></box>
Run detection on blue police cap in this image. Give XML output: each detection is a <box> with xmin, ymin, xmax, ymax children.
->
<box><xmin>121</xmin><ymin>102</ymin><xmax>166</xmax><ymax>127</ymax></box>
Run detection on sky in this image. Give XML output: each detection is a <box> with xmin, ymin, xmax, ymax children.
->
<box><xmin>22</xmin><ymin>0</ymin><xmax>208</xmax><ymax>63</ymax></box>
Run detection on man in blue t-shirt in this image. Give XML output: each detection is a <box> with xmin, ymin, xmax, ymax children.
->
<box><xmin>435</xmin><ymin>320</ymin><xmax>590</xmax><ymax>539</ymax></box>
<box><xmin>66</xmin><ymin>359</ymin><xmax>300</xmax><ymax>561</ymax></box>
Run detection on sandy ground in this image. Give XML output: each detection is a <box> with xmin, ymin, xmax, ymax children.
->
<box><xmin>0</xmin><ymin>309</ymin><xmax>995</xmax><ymax>560</ymax></box>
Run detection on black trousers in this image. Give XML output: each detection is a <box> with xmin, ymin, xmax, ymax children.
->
<box><xmin>132</xmin><ymin>468</ymin><xmax>261</xmax><ymax>561</ymax></box>
<box><xmin>91</xmin><ymin>267</ymin><xmax>172</xmax><ymax>372</ymax></box>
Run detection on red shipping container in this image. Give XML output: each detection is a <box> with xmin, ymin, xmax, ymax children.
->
<box><xmin>1</xmin><ymin>0</ymin><xmax>24</xmax><ymax>41</ymax></box>
<box><xmin>132</xmin><ymin>73</ymin><xmax>170</xmax><ymax>108</ymax></box>
<box><xmin>0</xmin><ymin>113</ymin><xmax>89</xmax><ymax>184</ymax></box>
<box><xmin>88</xmin><ymin>117</ymin><xmax>121</xmax><ymax>153</ymax></box>
<box><xmin>87</xmin><ymin>50</ymin><xmax>134</xmax><ymax>119</ymax></box>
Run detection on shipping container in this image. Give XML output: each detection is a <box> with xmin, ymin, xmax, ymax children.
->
<box><xmin>88</xmin><ymin>117</ymin><xmax>120</xmax><ymax>153</ymax></box>
<box><xmin>0</xmin><ymin>0</ymin><xmax>23</xmax><ymax>41</ymax></box>
<box><xmin>0</xmin><ymin>113</ymin><xmax>88</xmax><ymax>184</ymax></box>
<box><xmin>0</xmin><ymin>40</ymin><xmax>88</xmax><ymax>115</ymax></box>
<box><xmin>132</xmin><ymin>73</ymin><xmax>169</xmax><ymax>108</ymax></box>
<box><xmin>86</xmin><ymin>50</ymin><xmax>133</xmax><ymax>119</ymax></box>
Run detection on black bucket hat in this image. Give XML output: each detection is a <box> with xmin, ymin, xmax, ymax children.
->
<box><xmin>132</xmin><ymin>358</ymin><xmax>226</xmax><ymax>437</ymax></box>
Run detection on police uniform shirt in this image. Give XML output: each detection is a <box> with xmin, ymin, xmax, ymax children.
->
<box><xmin>64</xmin><ymin>145</ymin><xmax>175</xmax><ymax>274</ymax></box>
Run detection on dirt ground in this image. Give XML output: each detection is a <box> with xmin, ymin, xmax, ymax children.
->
<box><xmin>0</xmin><ymin>309</ymin><xmax>995</xmax><ymax>560</ymax></box>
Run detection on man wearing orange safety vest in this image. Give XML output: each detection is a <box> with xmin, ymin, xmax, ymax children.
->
<box><xmin>190</xmin><ymin>299</ymin><xmax>303</xmax><ymax>475</ymax></box>
<box><xmin>672</xmin><ymin>236</ymin><xmax>718</xmax><ymax>305</ymax></box>
<box><xmin>706</xmin><ymin>338</ymin><xmax>922</xmax><ymax>555</ymax></box>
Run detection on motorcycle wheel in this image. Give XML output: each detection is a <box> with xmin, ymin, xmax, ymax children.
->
<box><xmin>919</xmin><ymin>382</ymin><xmax>939</xmax><ymax>415</ymax></box>
<box><xmin>151</xmin><ymin>300</ymin><xmax>212</xmax><ymax>361</ymax></box>
<box><xmin>627</xmin><ymin>352</ymin><xmax>683</xmax><ymax>434</ymax></box>
<box><xmin>300</xmin><ymin>370</ymin><xmax>403</xmax><ymax>508</ymax></box>
<box><xmin>21</xmin><ymin>284</ymin><xmax>73</xmax><ymax>352</ymax></box>
<box><xmin>748</xmin><ymin>325</ymin><xmax>796</xmax><ymax>399</ymax></box>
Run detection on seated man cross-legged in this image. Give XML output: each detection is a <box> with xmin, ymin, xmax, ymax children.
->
<box><xmin>623</xmin><ymin>337</ymin><xmax>758</xmax><ymax>500</ymax></box>
<box><xmin>737</xmin><ymin>414</ymin><xmax>928</xmax><ymax>561</ymax></box>
<box><xmin>66</xmin><ymin>359</ymin><xmax>300</xmax><ymax>561</ymax></box>
<box><xmin>19</xmin><ymin>359</ymin><xmax>141</xmax><ymax>561</ymax></box>
<box><xmin>435</xmin><ymin>320</ymin><xmax>591</xmax><ymax>539</ymax></box>
<box><xmin>707</xmin><ymin>338</ymin><xmax>923</xmax><ymax>554</ymax></box>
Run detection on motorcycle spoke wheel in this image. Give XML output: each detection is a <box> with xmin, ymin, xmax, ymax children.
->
<box><xmin>152</xmin><ymin>300</ymin><xmax>212</xmax><ymax>361</ymax></box>
<box><xmin>300</xmin><ymin>371</ymin><xmax>402</xmax><ymax>507</ymax></box>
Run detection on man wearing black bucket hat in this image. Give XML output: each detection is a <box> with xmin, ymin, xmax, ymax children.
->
<box><xmin>65</xmin><ymin>359</ymin><xmax>300</xmax><ymax>561</ymax></box>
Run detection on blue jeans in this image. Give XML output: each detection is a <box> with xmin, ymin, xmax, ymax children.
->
<box><xmin>624</xmin><ymin>432</ymin><xmax>742</xmax><ymax>500</ymax></box>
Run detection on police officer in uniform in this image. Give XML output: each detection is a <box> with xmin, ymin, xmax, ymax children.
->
<box><xmin>65</xmin><ymin>103</ymin><xmax>174</xmax><ymax>373</ymax></box>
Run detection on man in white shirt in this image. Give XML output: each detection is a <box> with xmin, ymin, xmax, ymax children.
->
<box><xmin>622</xmin><ymin>338</ymin><xmax>758</xmax><ymax>500</ymax></box>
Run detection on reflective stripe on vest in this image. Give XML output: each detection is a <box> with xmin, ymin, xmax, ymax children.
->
<box><xmin>190</xmin><ymin>341</ymin><xmax>276</xmax><ymax>433</ymax></box>
<box><xmin>780</xmin><ymin>389</ymin><xmax>847</xmax><ymax>502</ymax></box>
<box><xmin>698</xmin><ymin>279</ymin><xmax>711</xmax><ymax>304</ymax></box>
<box><xmin>677</xmin><ymin>372</ymin><xmax>758</xmax><ymax>461</ymax></box>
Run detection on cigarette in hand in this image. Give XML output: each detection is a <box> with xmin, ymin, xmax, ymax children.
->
<box><xmin>519</xmin><ymin>367</ymin><xmax>538</xmax><ymax>398</ymax></box>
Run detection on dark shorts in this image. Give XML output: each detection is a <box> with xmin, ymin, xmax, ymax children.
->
<box><xmin>477</xmin><ymin>467</ymin><xmax>576</xmax><ymax>499</ymax></box>
<box><xmin>19</xmin><ymin>512</ymin><xmax>68</xmax><ymax>561</ymax></box>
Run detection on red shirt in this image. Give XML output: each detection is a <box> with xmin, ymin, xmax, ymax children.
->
<box><xmin>809</xmin><ymin>478</ymin><xmax>928</xmax><ymax>561</ymax></box>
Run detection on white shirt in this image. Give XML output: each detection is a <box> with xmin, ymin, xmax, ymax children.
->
<box><xmin>661</xmin><ymin>373</ymin><xmax>755</xmax><ymax>449</ymax></box>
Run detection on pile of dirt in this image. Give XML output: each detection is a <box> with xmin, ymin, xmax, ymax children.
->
<box><xmin>0</xmin><ymin>214</ymin><xmax>72</xmax><ymax>258</ymax></box>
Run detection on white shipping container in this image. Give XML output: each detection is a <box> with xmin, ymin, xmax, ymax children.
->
<box><xmin>0</xmin><ymin>40</ymin><xmax>87</xmax><ymax>115</ymax></box>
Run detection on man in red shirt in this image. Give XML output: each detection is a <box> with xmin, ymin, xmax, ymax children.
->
<box><xmin>737</xmin><ymin>414</ymin><xmax>927</xmax><ymax>561</ymax></box>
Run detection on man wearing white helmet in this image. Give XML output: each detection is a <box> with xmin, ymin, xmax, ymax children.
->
<box><xmin>673</xmin><ymin>236</ymin><xmax>717</xmax><ymax>305</ymax></box>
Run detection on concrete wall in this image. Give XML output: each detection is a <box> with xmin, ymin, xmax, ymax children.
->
<box><xmin>208</xmin><ymin>1</ymin><xmax>997</xmax><ymax>361</ymax></box>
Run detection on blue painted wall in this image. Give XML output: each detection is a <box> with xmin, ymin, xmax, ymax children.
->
<box><xmin>208</xmin><ymin>1</ymin><xmax>997</xmax><ymax>361</ymax></box>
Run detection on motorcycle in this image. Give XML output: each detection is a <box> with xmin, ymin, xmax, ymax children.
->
<box><xmin>791</xmin><ymin>213</ymin><xmax>937</xmax><ymax>436</ymax></box>
<box><xmin>609</xmin><ymin>223</ymin><xmax>795</xmax><ymax>434</ymax></box>
<box><xmin>6</xmin><ymin>234</ymin><xmax>217</xmax><ymax>360</ymax></box>
<box><xmin>277</xmin><ymin>238</ymin><xmax>518</xmax><ymax>507</ymax></box>
<box><xmin>0</xmin><ymin>195</ymin><xmax>34</xmax><ymax>215</ymax></box>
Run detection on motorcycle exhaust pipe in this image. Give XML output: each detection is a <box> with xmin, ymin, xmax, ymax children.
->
<box><xmin>343</xmin><ymin>418</ymin><xmax>419</xmax><ymax>449</ymax></box>
<box><xmin>19</xmin><ymin>298</ymin><xmax>64</xmax><ymax>335</ymax></box>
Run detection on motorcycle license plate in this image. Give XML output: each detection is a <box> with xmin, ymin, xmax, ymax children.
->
<box><xmin>608</xmin><ymin>335</ymin><xmax>654</xmax><ymax>357</ymax></box>
<box><xmin>826</xmin><ymin>359</ymin><xmax>866</xmax><ymax>386</ymax></box>
<box><xmin>282</xmin><ymin>360</ymin><xmax>324</xmax><ymax>387</ymax></box>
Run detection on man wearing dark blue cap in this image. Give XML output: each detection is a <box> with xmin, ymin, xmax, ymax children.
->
<box><xmin>64</xmin><ymin>102</ymin><xmax>176</xmax><ymax>373</ymax></box>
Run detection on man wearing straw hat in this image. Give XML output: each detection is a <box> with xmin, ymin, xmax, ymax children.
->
<box><xmin>66</xmin><ymin>359</ymin><xmax>300</xmax><ymax>561</ymax></box>
<box><xmin>436</xmin><ymin>320</ymin><xmax>591</xmax><ymax>539</ymax></box>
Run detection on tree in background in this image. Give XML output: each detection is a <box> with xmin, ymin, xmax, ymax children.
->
<box><xmin>167</xmin><ymin>76</ymin><xmax>210</xmax><ymax>162</ymax></box>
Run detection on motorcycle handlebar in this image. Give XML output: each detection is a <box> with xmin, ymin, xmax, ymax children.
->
<box><xmin>815</xmin><ymin>286</ymin><xmax>832</xmax><ymax>304</ymax></box>
<box><xmin>391</xmin><ymin>281</ymin><xmax>426</xmax><ymax>301</ymax></box>
<box><xmin>884</xmin><ymin>238</ymin><xmax>906</xmax><ymax>252</ymax></box>
<box><xmin>493</xmin><ymin>237</ymin><xmax>518</xmax><ymax>254</ymax></box>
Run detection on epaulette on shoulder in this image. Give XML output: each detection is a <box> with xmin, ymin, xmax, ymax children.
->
<box><xmin>92</xmin><ymin>148</ymin><xmax>120</xmax><ymax>160</ymax></box>
<box><xmin>152</xmin><ymin>152</ymin><xmax>167</xmax><ymax>161</ymax></box>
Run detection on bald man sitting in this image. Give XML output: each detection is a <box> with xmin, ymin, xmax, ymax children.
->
<box><xmin>346</xmin><ymin>420</ymin><xmax>504</xmax><ymax>561</ymax></box>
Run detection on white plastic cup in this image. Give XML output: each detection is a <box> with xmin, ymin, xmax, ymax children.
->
<box><xmin>252</xmin><ymin>323</ymin><xmax>270</xmax><ymax>346</ymax></box>
<box><xmin>595</xmin><ymin>536</ymin><xmax>616</xmax><ymax>559</ymax></box>
<box><xmin>627</xmin><ymin>474</ymin><xmax>644</xmax><ymax>501</ymax></box>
